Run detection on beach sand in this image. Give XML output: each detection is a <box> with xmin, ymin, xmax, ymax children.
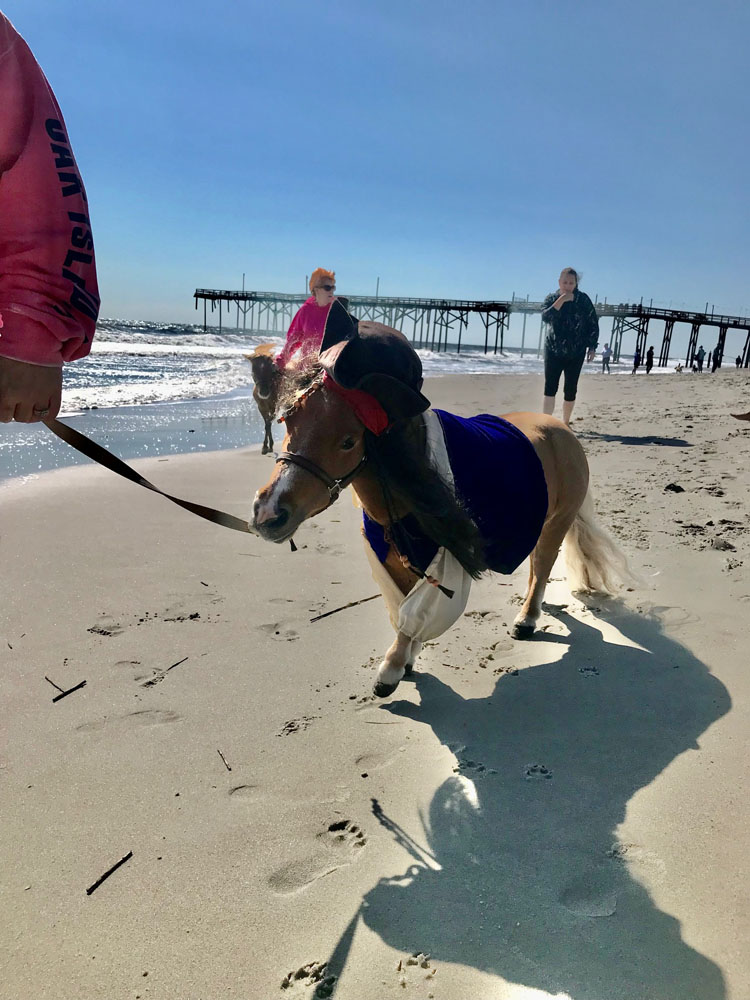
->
<box><xmin>2</xmin><ymin>369</ymin><xmax>749</xmax><ymax>999</ymax></box>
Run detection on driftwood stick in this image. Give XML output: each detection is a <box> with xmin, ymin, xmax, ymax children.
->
<box><xmin>217</xmin><ymin>749</ymin><xmax>232</xmax><ymax>772</ymax></box>
<box><xmin>166</xmin><ymin>656</ymin><xmax>188</xmax><ymax>673</ymax></box>
<box><xmin>310</xmin><ymin>594</ymin><xmax>381</xmax><ymax>623</ymax></box>
<box><xmin>86</xmin><ymin>850</ymin><xmax>133</xmax><ymax>896</ymax></box>
<box><xmin>52</xmin><ymin>680</ymin><xmax>87</xmax><ymax>703</ymax></box>
<box><xmin>44</xmin><ymin>675</ymin><xmax>66</xmax><ymax>693</ymax></box>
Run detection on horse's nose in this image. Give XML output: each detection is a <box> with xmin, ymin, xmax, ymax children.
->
<box><xmin>252</xmin><ymin>494</ymin><xmax>291</xmax><ymax>538</ymax></box>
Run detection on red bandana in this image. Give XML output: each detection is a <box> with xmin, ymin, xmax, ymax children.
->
<box><xmin>323</xmin><ymin>373</ymin><xmax>389</xmax><ymax>435</ymax></box>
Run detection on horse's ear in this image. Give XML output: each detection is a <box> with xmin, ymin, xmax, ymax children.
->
<box><xmin>320</xmin><ymin>299</ymin><xmax>357</xmax><ymax>356</ymax></box>
<box><xmin>252</xmin><ymin>342</ymin><xmax>277</xmax><ymax>358</ymax></box>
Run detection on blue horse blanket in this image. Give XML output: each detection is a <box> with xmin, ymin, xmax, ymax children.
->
<box><xmin>364</xmin><ymin>410</ymin><xmax>549</xmax><ymax>575</ymax></box>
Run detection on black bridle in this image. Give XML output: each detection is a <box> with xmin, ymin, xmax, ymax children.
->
<box><xmin>276</xmin><ymin>449</ymin><xmax>368</xmax><ymax>506</ymax></box>
<box><xmin>276</xmin><ymin>385</ymin><xmax>454</xmax><ymax>597</ymax></box>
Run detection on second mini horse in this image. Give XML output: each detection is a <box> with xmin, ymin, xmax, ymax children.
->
<box><xmin>246</xmin><ymin>345</ymin><xmax>282</xmax><ymax>454</ymax></box>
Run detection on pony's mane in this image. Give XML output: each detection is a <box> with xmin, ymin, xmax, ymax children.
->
<box><xmin>278</xmin><ymin>357</ymin><xmax>487</xmax><ymax>578</ymax></box>
<box><xmin>365</xmin><ymin>425</ymin><xmax>487</xmax><ymax>579</ymax></box>
<box><xmin>277</xmin><ymin>357</ymin><xmax>325</xmax><ymax>420</ymax></box>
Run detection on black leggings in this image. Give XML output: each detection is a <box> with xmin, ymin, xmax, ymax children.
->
<box><xmin>544</xmin><ymin>351</ymin><xmax>586</xmax><ymax>401</ymax></box>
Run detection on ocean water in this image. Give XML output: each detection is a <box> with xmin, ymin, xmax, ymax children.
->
<box><xmin>0</xmin><ymin>318</ymin><xmax>662</xmax><ymax>483</ymax></box>
<box><xmin>61</xmin><ymin>318</ymin><xmax>558</xmax><ymax>412</ymax></box>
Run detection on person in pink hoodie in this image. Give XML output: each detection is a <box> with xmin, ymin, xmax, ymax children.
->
<box><xmin>276</xmin><ymin>268</ymin><xmax>337</xmax><ymax>369</ymax></box>
<box><xmin>0</xmin><ymin>13</ymin><xmax>99</xmax><ymax>422</ymax></box>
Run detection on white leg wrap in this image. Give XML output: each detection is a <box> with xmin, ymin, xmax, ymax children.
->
<box><xmin>364</xmin><ymin>537</ymin><xmax>472</xmax><ymax>643</ymax></box>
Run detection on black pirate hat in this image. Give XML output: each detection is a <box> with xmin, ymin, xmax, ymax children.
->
<box><xmin>318</xmin><ymin>300</ymin><xmax>431</xmax><ymax>421</ymax></box>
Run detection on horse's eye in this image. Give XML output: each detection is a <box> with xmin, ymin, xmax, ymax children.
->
<box><xmin>341</xmin><ymin>437</ymin><xmax>356</xmax><ymax>451</ymax></box>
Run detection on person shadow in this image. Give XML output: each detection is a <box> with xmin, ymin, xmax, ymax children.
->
<box><xmin>340</xmin><ymin>602</ymin><xmax>730</xmax><ymax>999</ymax></box>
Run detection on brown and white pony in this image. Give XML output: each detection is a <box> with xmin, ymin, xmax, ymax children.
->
<box><xmin>245</xmin><ymin>345</ymin><xmax>281</xmax><ymax>455</ymax></box>
<box><xmin>252</xmin><ymin>348</ymin><xmax>629</xmax><ymax>696</ymax></box>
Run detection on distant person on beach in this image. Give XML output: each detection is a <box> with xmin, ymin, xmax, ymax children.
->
<box><xmin>276</xmin><ymin>268</ymin><xmax>338</xmax><ymax>369</ymax></box>
<box><xmin>632</xmin><ymin>348</ymin><xmax>641</xmax><ymax>374</ymax></box>
<box><xmin>736</xmin><ymin>355</ymin><xmax>742</xmax><ymax>368</ymax></box>
<box><xmin>696</xmin><ymin>345</ymin><xmax>706</xmax><ymax>372</ymax></box>
<box><xmin>0</xmin><ymin>13</ymin><xmax>99</xmax><ymax>423</ymax></box>
<box><xmin>540</xmin><ymin>267</ymin><xmax>598</xmax><ymax>425</ymax></box>
<box><xmin>601</xmin><ymin>342</ymin><xmax>612</xmax><ymax>373</ymax></box>
<box><xmin>645</xmin><ymin>345</ymin><xmax>655</xmax><ymax>374</ymax></box>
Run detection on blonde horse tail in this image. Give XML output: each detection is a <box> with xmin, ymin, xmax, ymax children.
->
<box><xmin>562</xmin><ymin>487</ymin><xmax>635</xmax><ymax>595</ymax></box>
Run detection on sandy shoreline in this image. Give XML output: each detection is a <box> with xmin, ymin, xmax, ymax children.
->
<box><xmin>2</xmin><ymin>370</ymin><xmax>749</xmax><ymax>999</ymax></box>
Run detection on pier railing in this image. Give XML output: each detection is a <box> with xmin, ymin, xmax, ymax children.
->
<box><xmin>193</xmin><ymin>289</ymin><xmax>750</xmax><ymax>367</ymax></box>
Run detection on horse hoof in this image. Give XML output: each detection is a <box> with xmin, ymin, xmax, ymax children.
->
<box><xmin>404</xmin><ymin>662</ymin><xmax>414</xmax><ymax>676</ymax></box>
<box><xmin>373</xmin><ymin>679</ymin><xmax>400</xmax><ymax>698</ymax></box>
<box><xmin>512</xmin><ymin>622</ymin><xmax>536</xmax><ymax>640</ymax></box>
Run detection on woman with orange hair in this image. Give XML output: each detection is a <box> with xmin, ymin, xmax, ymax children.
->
<box><xmin>276</xmin><ymin>268</ymin><xmax>337</xmax><ymax>368</ymax></box>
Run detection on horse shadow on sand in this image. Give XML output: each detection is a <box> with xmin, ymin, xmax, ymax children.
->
<box><xmin>327</xmin><ymin>602</ymin><xmax>730</xmax><ymax>999</ymax></box>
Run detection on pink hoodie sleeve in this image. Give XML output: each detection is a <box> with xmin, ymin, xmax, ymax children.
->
<box><xmin>0</xmin><ymin>14</ymin><xmax>99</xmax><ymax>367</ymax></box>
<box><xmin>275</xmin><ymin>303</ymin><xmax>306</xmax><ymax>369</ymax></box>
<box><xmin>275</xmin><ymin>299</ymin><xmax>332</xmax><ymax>369</ymax></box>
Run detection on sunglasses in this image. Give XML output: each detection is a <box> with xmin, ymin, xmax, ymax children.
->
<box><xmin>316</xmin><ymin>284</ymin><xmax>336</xmax><ymax>292</ymax></box>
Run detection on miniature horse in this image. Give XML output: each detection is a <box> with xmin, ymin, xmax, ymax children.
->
<box><xmin>246</xmin><ymin>348</ymin><xmax>281</xmax><ymax>455</ymax></box>
<box><xmin>252</xmin><ymin>361</ymin><xmax>628</xmax><ymax>696</ymax></box>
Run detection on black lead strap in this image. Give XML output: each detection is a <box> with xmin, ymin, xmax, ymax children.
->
<box><xmin>45</xmin><ymin>419</ymin><xmax>259</xmax><ymax>536</ymax></box>
<box><xmin>43</xmin><ymin>420</ymin><xmax>453</xmax><ymax>591</ymax></box>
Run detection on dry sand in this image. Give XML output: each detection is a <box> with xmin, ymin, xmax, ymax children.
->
<box><xmin>1</xmin><ymin>368</ymin><xmax>749</xmax><ymax>1000</ymax></box>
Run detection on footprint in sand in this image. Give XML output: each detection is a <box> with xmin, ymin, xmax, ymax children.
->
<box><xmin>579</xmin><ymin>665</ymin><xmax>600</xmax><ymax>677</ymax></box>
<box><xmin>323</xmin><ymin>820</ymin><xmax>366</xmax><ymax>850</ymax></box>
<box><xmin>635</xmin><ymin>602</ymin><xmax>700</xmax><ymax>627</ymax></box>
<box><xmin>280</xmin><ymin>961</ymin><xmax>337</xmax><ymax>997</ymax></box>
<box><xmin>559</xmin><ymin>869</ymin><xmax>618</xmax><ymax>917</ymax></box>
<box><xmin>489</xmin><ymin>638</ymin><xmax>515</xmax><ymax>657</ymax></box>
<box><xmin>449</xmin><ymin>744</ymin><xmax>496</xmax><ymax>777</ymax></box>
<box><xmin>277</xmin><ymin>717</ymin><xmax>318</xmax><ymax>737</ymax></box>
<box><xmin>354</xmin><ymin>747</ymin><xmax>404</xmax><ymax>772</ymax></box>
<box><xmin>76</xmin><ymin>709</ymin><xmax>183</xmax><ymax>733</ymax></box>
<box><xmin>87</xmin><ymin>618</ymin><xmax>125</xmax><ymax>637</ymax></box>
<box><xmin>525</xmin><ymin>763</ymin><xmax>553</xmax><ymax>781</ymax></box>
<box><xmin>259</xmin><ymin>622</ymin><xmax>299</xmax><ymax>642</ymax></box>
<box><xmin>314</xmin><ymin>542</ymin><xmax>344</xmax><ymax>556</ymax></box>
<box><xmin>268</xmin><ymin>820</ymin><xmax>366</xmax><ymax>894</ymax></box>
<box><xmin>113</xmin><ymin>659</ymin><xmax>153</xmax><ymax>683</ymax></box>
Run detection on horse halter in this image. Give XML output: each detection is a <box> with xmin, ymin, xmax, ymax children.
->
<box><xmin>275</xmin><ymin>449</ymin><xmax>367</xmax><ymax>506</ymax></box>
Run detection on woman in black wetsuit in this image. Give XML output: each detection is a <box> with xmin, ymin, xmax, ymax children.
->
<box><xmin>541</xmin><ymin>267</ymin><xmax>599</xmax><ymax>425</ymax></box>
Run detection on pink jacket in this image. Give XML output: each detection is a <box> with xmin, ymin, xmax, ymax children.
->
<box><xmin>276</xmin><ymin>297</ymin><xmax>332</xmax><ymax>368</ymax></box>
<box><xmin>0</xmin><ymin>13</ymin><xmax>99</xmax><ymax>367</ymax></box>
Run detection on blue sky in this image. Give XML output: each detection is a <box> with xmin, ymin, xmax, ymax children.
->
<box><xmin>5</xmin><ymin>0</ymin><xmax>749</xmax><ymax>330</ymax></box>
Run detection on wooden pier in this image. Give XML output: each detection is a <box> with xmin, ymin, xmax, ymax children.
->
<box><xmin>194</xmin><ymin>288</ymin><xmax>750</xmax><ymax>368</ymax></box>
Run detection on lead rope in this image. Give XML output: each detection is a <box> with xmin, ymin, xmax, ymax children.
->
<box><xmin>45</xmin><ymin>419</ymin><xmax>258</xmax><ymax>535</ymax></box>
